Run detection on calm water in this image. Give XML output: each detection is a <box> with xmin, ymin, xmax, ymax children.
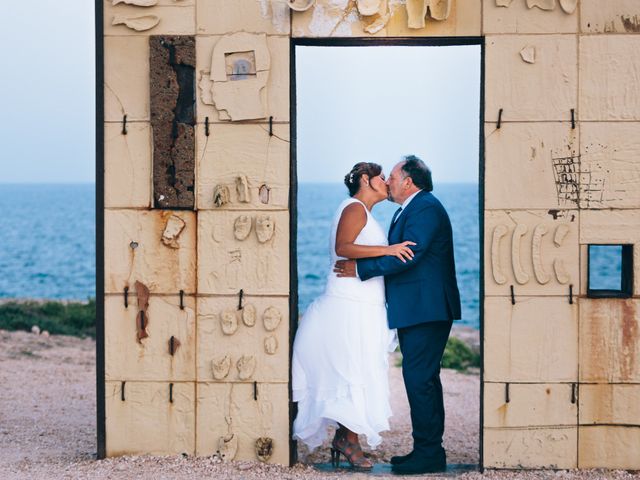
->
<box><xmin>0</xmin><ymin>184</ymin><xmax>95</xmax><ymax>300</ymax></box>
<box><xmin>1</xmin><ymin>184</ymin><xmax>621</xmax><ymax>330</ymax></box>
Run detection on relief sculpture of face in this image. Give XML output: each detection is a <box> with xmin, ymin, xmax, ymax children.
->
<box><xmin>256</xmin><ymin>215</ymin><xmax>275</xmax><ymax>243</ymax></box>
<box><xmin>220</xmin><ymin>309</ymin><xmax>238</xmax><ymax>335</ymax></box>
<box><xmin>262</xmin><ymin>306</ymin><xmax>282</xmax><ymax>332</ymax></box>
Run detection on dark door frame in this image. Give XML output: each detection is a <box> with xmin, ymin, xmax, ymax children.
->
<box><xmin>289</xmin><ymin>36</ymin><xmax>486</xmax><ymax>468</ymax></box>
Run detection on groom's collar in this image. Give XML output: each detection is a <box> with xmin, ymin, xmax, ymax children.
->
<box><xmin>400</xmin><ymin>189</ymin><xmax>423</xmax><ymax>211</ymax></box>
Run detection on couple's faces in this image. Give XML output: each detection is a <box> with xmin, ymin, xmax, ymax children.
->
<box><xmin>367</xmin><ymin>173</ymin><xmax>388</xmax><ymax>201</ymax></box>
<box><xmin>386</xmin><ymin>164</ymin><xmax>408</xmax><ymax>203</ymax></box>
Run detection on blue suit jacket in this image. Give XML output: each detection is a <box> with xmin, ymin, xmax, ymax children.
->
<box><xmin>356</xmin><ymin>191</ymin><xmax>461</xmax><ymax>329</ymax></box>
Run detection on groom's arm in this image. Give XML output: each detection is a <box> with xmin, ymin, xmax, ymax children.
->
<box><xmin>356</xmin><ymin>204</ymin><xmax>440</xmax><ymax>281</ymax></box>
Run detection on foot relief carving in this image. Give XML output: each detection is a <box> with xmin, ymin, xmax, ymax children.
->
<box><xmin>233</xmin><ymin>215</ymin><xmax>252</xmax><ymax>241</ymax></box>
<box><xmin>237</xmin><ymin>355</ymin><xmax>257</xmax><ymax>380</ymax></box>
<box><xmin>242</xmin><ymin>304</ymin><xmax>257</xmax><ymax>327</ymax></box>
<box><xmin>220</xmin><ymin>309</ymin><xmax>239</xmax><ymax>335</ymax></box>
<box><xmin>212</xmin><ymin>355</ymin><xmax>232</xmax><ymax>380</ymax></box>
<box><xmin>264</xmin><ymin>335</ymin><xmax>278</xmax><ymax>355</ymax></box>
<box><xmin>263</xmin><ymin>307</ymin><xmax>282</xmax><ymax>332</ymax></box>
<box><xmin>256</xmin><ymin>215</ymin><xmax>275</xmax><ymax>243</ymax></box>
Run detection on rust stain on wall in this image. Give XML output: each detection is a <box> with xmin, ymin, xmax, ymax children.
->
<box><xmin>620</xmin><ymin>300</ymin><xmax>638</xmax><ymax>381</ymax></box>
<box><xmin>150</xmin><ymin>36</ymin><xmax>196</xmax><ymax>209</ymax></box>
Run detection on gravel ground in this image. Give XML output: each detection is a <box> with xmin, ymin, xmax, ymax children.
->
<box><xmin>0</xmin><ymin>329</ymin><xmax>637</xmax><ymax>480</ymax></box>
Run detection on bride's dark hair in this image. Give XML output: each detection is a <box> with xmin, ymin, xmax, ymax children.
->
<box><xmin>344</xmin><ymin>162</ymin><xmax>382</xmax><ymax>197</ymax></box>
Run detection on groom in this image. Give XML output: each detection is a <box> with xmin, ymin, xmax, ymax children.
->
<box><xmin>334</xmin><ymin>155</ymin><xmax>461</xmax><ymax>474</ymax></box>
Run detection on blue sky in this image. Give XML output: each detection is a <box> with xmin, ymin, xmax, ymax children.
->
<box><xmin>0</xmin><ymin>0</ymin><xmax>95</xmax><ymax>183</ymax></box>
<box><xmin>297</xmin><ymin>44</ymin><xmax>481</xmax><ymax>184</ymax></box>
<box><xmin>0</xmin><ymin>3</ymin><xmax>480</xmax><ymax>184</ymax></box>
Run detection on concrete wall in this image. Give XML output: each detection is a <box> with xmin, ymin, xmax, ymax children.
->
<box><xmin>101</xmin><ymin>0</ymin><xmax>640</xmax><ymax>469</ymax></box>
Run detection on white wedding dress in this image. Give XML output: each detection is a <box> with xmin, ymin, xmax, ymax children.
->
<box><xmin>292</xmin><ymin>197</ymin><xmax>397</xmax><ymax>450</ymax></box>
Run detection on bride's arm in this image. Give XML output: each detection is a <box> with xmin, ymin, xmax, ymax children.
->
<box><xmin>335</xmin><ymin>203</ymin><xmax>415</xmax><ymax>262</ymax></box>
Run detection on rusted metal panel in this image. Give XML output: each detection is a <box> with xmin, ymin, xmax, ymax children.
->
<box><xmin>580</xmin><ymin>299</ymin><xmax>640</xmax><ymax>383</ymax></box>
<box><xmin>580</xmin><ymin>384</ymin><xmax>640</xmax><ymax>425</ymax></box>
<box><xmin>150</xmin><ymin>35</ymin><xmax>196</xmax><ymax>209</ymax></box>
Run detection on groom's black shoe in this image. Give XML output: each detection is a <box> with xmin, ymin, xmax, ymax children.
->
<box><xmin>390</xmin><ymin>451</ymin><xmax>414</xmax><ymax>465</ymax></box>
<box><xmin>391</xmin><ymin>451</ymin><xmax>446</xmax><ymax>475</ymax></box>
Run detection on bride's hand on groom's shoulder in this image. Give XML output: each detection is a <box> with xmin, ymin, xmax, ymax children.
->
<box><xmin>386</xmin><ymin>241</ymin><xmax>416</xmax><ymax>263</ymax></box>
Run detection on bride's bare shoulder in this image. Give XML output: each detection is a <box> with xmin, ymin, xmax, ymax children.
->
<box><xmin>337</xmin><ymin>201</ymin><xmax>367</xmax><ymax>226</ymax></box>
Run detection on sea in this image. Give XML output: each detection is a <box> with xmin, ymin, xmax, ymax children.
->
<box><xmin>1</xmin><ymin>183</ymin><xmax>622</xmax><ymax>331</ymax></box>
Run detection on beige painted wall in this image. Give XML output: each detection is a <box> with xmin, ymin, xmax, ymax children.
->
<box><xmin>102</xmin><ymin>0</ymin><xmax>640</xmax><ymax>469</ymax></box>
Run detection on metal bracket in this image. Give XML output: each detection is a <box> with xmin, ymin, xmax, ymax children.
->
<box><xmin>505</xmin><ymin>383</ymin><xmax>510</xmax><ymax>403</ymax></box>
<box><xmin>122</xmin><ymin>114</ymin><xmax>128</xmax><ymax>135</ymax></box>
<box><xmin>269</xmin><ymin>116</ymin><xmax>273</xmax><ymax>137</ymax></box>
<box><xmin>510</xmin><ymin>285</ymin><xmax>515</xmax><ymax>305</ymax></box>
<box><xmin>571</xmin><ymin>109</ymin><xmax>575</xmax><ymax>129</ymax></box>
<box><xmin>124</xmin><ymin>286</ymin><xmax>129</xmax><ymax>308</ymax></box>
<box><xmin>571</xmin><ymin>383</ymin><xmax>577</xmax><ymax>404</ymax></box>
<box><xmin>169</xmin><ymin>336</ymin><xmax>176</xmax><ymax>356</ymax></box>
<box><xmin>179</xmin><ymin>290</ymin><xmax>185</xmax><ymax>310</ymax></box>
<box><xmin>205</xmin><ymin>116</ymin><xmax>210</xmax><ymax>137</ymax></box>
<box><xmin>238</xmin><ymin>289</ymin><xmax>244</xmax><ymax>311</ymax></box>
<box><xmin>121</xmin><ymin>381</ymin><xmax>126</xmax><ymax>401</ymax></box>
<box><xmin>169</xmin><ymin>383</ymin><xmax>174</xmax><ymax>403</ymax></box>
<box><xmin>569</xmin><ymin>284</ymin><xmax>574</xmax><ymax>305</ymax></box>
<box><xmin>497</xmin><ymin>108</ymin><xmax>503</xmax><ymax>129</ymax></box>
<box><xmin>254</xmin><ymin>381</ymin><xmax>258</xmax><ymax>401</ymax></box>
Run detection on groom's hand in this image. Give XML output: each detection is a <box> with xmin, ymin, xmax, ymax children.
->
<box><xmin>334</xmin><ymin>259</ymin><xmax>357</xmax><ymax>278</ymax></box>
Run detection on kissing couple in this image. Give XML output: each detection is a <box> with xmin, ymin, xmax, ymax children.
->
<box><xmin>292</xmin><ymin>155</ymin><xmax>461</xmax><ymax>475</ymax></box>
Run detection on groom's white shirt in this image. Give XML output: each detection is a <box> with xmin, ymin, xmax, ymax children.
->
<box><xmin>393</xmin><ymin>189</ymin><xmax>423</xmax><ymax>223</ymax></box>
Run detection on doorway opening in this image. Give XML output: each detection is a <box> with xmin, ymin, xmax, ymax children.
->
<box><xmin>290</xmin><ymin>38</ymin><xmax>483</xmax><ymax>468</ymax></box>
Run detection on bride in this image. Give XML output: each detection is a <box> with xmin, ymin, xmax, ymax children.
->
<box><xmin>292</xmin><ymin>162</ymin><xmax>415</xmax><ymax>470</ymax></box>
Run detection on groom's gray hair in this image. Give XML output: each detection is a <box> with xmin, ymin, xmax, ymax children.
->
<box><xmin>401</xmin><ymin>155</ymin><xmax>433</xmax><ymax>192</ymax></box>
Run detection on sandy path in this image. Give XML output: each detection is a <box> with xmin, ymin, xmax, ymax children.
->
<box><xmin>0</xmin><ymin>330</ymin><xmax>636</xmax><ymax>480</ymax></box>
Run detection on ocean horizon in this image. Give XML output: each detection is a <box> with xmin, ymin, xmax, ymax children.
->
<box><xmin>1</xmin><ymin>182</ymin><xmax>481</xmax><ymax>329</ymax></box>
